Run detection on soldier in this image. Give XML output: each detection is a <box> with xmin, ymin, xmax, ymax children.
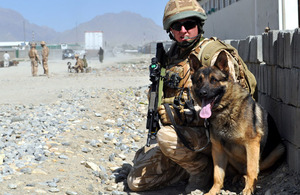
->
<box><xmin>28</xmin><ymin>42</ymin><xmax>40</xmax><ymax>76</ymax></box>
<box><xmin>82</xmin><ymin>54</ymin><xmax>88</xmax><ymax>69</ymax></box>
<box><xmin>74</xmin><ymin>54</ymin><xmax>84</xmax><ymax>73</ymax></box>
<box><xmin>40</xmin><ymin>41</ymin><xmax>50</xmax><ymax>76</ymax></box>
<box><xmin>264</xmin><ymin>26</ymin><xmax>270</xmax><ymax>33</ymax></box>
<box><xmin>127</xmin><ymin>0</ymin><xmax>257</xmax><ymax>193</ymax></box>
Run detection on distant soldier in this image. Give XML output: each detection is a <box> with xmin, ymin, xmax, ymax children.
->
<box><xmin>3</xmin><ymin>51</ymin><xmax>10</xmax><ymax>67</ymax></box>
<box><xmin>41</xmin><ymin>41</ymin><xmax>50</xmax><ymax>76</ymax></box>
<box><xmin>28</xmin><ymin>42</ymin><xmax>40</xmax><ymax>76</ymax></box>
<box><xmin>98</xmin><ymin>47</ymin><xmax>104</xmax><ymax>63</ymax></box>
<box><xmin>82</xmin><ymin>54</ymin><xmax>88</xmax><ymax>68</ymax></box>
<box><xmin>264</xmin><ymin>26</ymin><xmax>270</xmax><ymax>33</ymax></box>
<box><xmin>74</xmin><ymin>54</ymin><xmax>84</xmax><ymax>73</ymax></box>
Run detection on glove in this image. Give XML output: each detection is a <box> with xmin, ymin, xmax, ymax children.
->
<box><xmin>157</xmin><ymin>105</ymin><xmax>170</xmax><ymax>125</ymax></box>
<box><xmin>157</xmin><ymin>104</ymin><xmax>185</xmax><ymax>126</ymax></box>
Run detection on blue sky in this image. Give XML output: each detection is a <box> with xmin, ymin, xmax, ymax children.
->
<box><xmin>0</xmin><ymin>0</ymin><xmax>170</xmax><ymax>32</ymax></box>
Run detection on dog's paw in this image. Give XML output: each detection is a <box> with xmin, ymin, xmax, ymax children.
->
<box><xmin>242</xmin><ymin>187</ymin><xmax>254</xmax><ymax>195</ymax></box>
<box><xmin>204</xmin><ymin>192</ymin><xmax>216</xmax><ymax>195</ymax></box>
<box><xmin>205</xmin><ymin>188</ymin><xmax>220</xmax><ymax>195</ymax></box>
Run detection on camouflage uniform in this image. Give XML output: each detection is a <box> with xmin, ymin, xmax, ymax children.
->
<box><xmin>74</xmin><ymin>55</ymin><xmax>84</xmax><ymax>73</ymax></box>
<box><xmin>128</xmin><ymin>0</ymin><xmax>256</xmax><ymax>193</ymax></box>
<box><xmin>82</xmin><ymin>55</ymin><xmax>88</xmax><ymax>68</ymax></box>
<box><xmin>41</xmin><ymin>41</ymin><xmax>50</xmax><ymax>76</ymax></box>
<box><xmin>28</xmin><ymin>43</ymin><xmax>40</xmax><ymax>76</ymax></box>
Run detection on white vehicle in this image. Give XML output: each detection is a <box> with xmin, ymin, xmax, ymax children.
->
<box><xmin>61</xmin><ymin>43</ymin><xmax>68</xmax><ymax>50</ymax></box>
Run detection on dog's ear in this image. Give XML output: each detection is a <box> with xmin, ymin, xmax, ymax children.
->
<box><xmin>189</xmin><ymin>54</ymin><xmax>203</xmax><ymax>75</ymax></box>
<box><xmin>215</xmin><ymin>51</ymin><xmax>229</xmax><ymax>73</ymax></box>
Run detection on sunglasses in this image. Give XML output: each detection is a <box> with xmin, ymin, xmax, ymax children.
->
<box><xmin>171</xmin><ymin>20</ymin><xmax>197</xmax><ymax>31</ymax></box>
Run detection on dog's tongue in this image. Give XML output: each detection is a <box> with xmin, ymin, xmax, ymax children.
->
<box><xmin>200</xmin><ymin>100</ymin><xmax>212</xmax><ymax>119</ymax></box>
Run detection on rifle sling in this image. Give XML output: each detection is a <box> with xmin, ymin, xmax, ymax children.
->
<box><xmin>164</xmin><ymin>104</ymin><xmax>210</xmax><ymax>152</ymax></box>
<box><xmin>157</xmin><ymin>67</ymin><xmax>165</xmax><ymax>107</ymax></box>
<box><xmin>164</xmin><ymin>103</ymin><xmax>194</xmax><ymax>151</ymax></box>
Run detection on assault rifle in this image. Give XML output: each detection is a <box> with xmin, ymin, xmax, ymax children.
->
<box><xmin>146</xmin><ymin>43</ymin><xmax>166</xmax><ymax>147</ymax></box>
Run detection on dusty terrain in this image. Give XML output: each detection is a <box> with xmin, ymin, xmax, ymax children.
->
<box><xmin>0</xmin><ymin>55</ymin><xmax>150</xmax><ymax>105</ymax></box>
<box><xmin>0</xmin><ymin>54</ymin><xmax>299</xmax><ymax>195</ymax></box>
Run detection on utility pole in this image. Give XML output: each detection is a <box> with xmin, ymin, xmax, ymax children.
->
<box><xmin>23</xmin><ymin>20</ymin><xmax>26</xmax><ymax>43</ymax></box>
<box><xmin>76</xmin><ymin>21</ymin><xmax>78</xmax><ymax>44</ymax></box>
<box><xmin>32</xmin><ymin>31</ymin><xmax>35</xmax><ymax>42</ymax></box>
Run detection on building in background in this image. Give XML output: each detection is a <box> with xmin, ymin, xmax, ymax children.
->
<box><xmin>85</xmin><ymin>31</ymin><xmax>103</xmax><ymax>50</ymax></box>
<box><xmin>84</xmin><ymin>31</ymin><xmax>104</xmax><ymax>58</ymax></box>
<box><xmin>0</xmin><ymin>42</ymin><xmax>29</xmax><ymax>50</ymax></box>
<box><xmin>198</xmin><ymin>0</ymin><xmax>299</xmax><ymax>40</ymax></box>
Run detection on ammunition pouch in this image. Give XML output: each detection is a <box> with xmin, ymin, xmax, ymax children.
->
<box><xmin>163</xmin><ymin>70</ymin><xmax>182</xmax><ymax>89</ymax></box>
<box><xmin>197</xmin><ymin>37</ymin><xmax>257</xmax><ymax>98</ymax></box>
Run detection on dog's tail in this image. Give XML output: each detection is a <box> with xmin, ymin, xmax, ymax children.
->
<box><xmin>259</xmin><ymin>113</ymin><xmax>286</xmax><ymax>171</ymax></box>
<box><xmin>260</xmin><ymin>143</ymin><xmax>285</xmax><ymax>171</ymax></box>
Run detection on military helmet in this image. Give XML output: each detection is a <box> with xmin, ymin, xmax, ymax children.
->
<box><xmin>163</xmin><ymin>0</ymin><xmax>207</xmax><ymax>30</ymax></box>
<box><xmin>264</xmin><ymin>26</ymin><xmax>270</xmax><ymax>33</ymax></box>
<box><xmin>75</xmin><ymin>54</ymin><xmax>79</xmax><ymax>58</ymax></box>
<box><xmin>40</xmin><ymin>41</ymin><xmax>46</xmax><ymax>45</ymax></box>
<box><xmin>30</xmin><ymin>42</ymin><xmax>36</xmax><ymax>47</ymax></box>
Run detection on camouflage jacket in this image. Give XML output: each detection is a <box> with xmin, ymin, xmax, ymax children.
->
<box><xmin>42</xmin><ymin>46</ymin><xmax>50</xmax><ymax>59</ymax></box>
<box><xmin>74</xmin><ymin>58</ymin><xmax>84</xmax><ymax>69</ymax></box>
<box><xmin>28</xmin><ymin>48</ymin><xmax>40</xmax><ymax>62</ymax></box>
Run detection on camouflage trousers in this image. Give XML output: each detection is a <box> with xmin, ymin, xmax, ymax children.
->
<box><xmin>31</xmin><ymin>58</ymin><xmax>38</xmax><ymax>76</ymax></box>
<box><xmin>42</xmin><ymin>58</ymin><xmax>48</xmax><ymax>76</ymax></box>
<box><xmin>74</xmin><ymin>66</ymin><xmax>84</xmax><ymax>73</ymax></box>
<box><xmin>127</xmin><ymin>125</ymin><xmax>212</xmax><ymax>192</ymax></box>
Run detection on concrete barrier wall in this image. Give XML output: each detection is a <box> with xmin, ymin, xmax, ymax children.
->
<box><xmin>226</xmin><ymin>28</ymin><xmax>300</xmax><ymax>172</ymax></box>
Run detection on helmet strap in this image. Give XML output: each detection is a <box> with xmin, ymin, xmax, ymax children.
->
<box><xmin>168</xmin><ymin>31</ymin><xmax>176</xmax><ymax>41</ymax></box>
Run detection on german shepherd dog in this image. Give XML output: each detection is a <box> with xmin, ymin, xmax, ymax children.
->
<box><xmin>190</xmin><ymin>52</ymin><xmax>285</xmax><ymax>195</ymax></box>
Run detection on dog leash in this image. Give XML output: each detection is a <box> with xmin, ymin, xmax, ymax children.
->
<box><xmin>164</xmin><ymin>104</ymin><xmax>210</xmax><ymax>152</ymax></box>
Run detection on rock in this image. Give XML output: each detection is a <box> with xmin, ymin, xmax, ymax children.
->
<box><xmin>84</xmin><ymin>161</ymin><xmax>101</xmax><ymax>172</ymax></box>
<box><xmin>94</xmin><ymin>113</ymin><xmax>102</xmax><ymax>117</ymax></box>
<box><xmin>48</xmin><ymin>188</ymin><xmax>60</xmax><ymax>193</ymax></box>
<box><xmin>58</xmin><ymin>154</ymin><xmax>68</xmax><ymax>159</ymax></box>
<box><xmin>32</xmin><ymin>169</ymin><xmax>48</xmax><ymax>175</ymax></box>
<box><xmin>81</xmin><ymin>147</ymin><xmax>91</xmax><ymax>153</ymax></box>
<box><xmin>66</xmin><ymin>191</ymin><xmax>78</xmax><ymax>195</ymax></box>
<box><xmin>19</xmin><ymin>167</ymin><xmax>32</xmax><ymax>174</ymax></box>
<box><xmin>48</xmin><ymin>182</ymin><xmax>57</xmax><ymax>187</ymax></box>
<box><xmin>117</xmin><ymin>153</ymin><xmax>126</xmax><ymax>160</ymax></box>
<box><xmin>0</xmin><ymin>154</ymin><xmax>5</xmax><ymax>165</ymax></box>
<box><xmin>8</xmin><ymin>183</ymin><xmax>17</xmax><ymax>189</ymax></box>
<box><xmin>35</xmin><ymin>189</ymin><xmax>48</xmax><ymax>193</ymax></box>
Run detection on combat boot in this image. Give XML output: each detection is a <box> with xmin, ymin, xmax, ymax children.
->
<box><xmin>185</xmin><ymin>162</ymin><xmax>212</xmax><ymax>193</ymax></box>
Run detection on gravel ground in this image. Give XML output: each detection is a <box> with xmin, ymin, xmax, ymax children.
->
<box><xmin>0</xmin><ymin>54</ymin><xmax>299</xmax><ymax>195</ymax></box>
